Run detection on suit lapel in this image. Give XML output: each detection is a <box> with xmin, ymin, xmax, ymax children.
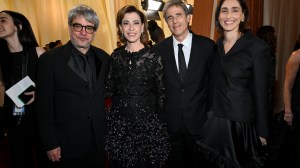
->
<box><xmin>66</xmin><ymin>42</ymin><xmax>87</xmax><ymax>82</ymax></box>
<box><xmin>221</xmin><ymin>31</ymin><xmax>252</xmax><ymax>58</ymax></box>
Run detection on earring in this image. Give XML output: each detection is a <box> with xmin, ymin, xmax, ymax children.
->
<box><xmin>241</xmin><ymin>18</ymin><xmax>244</xmax><ymax>22</ymax></box>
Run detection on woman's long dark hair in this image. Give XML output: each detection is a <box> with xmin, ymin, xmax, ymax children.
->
<box><xmin>0</xmin><ymin>10</ymin><xmax>39</xmax><ymax>87</ymax></box>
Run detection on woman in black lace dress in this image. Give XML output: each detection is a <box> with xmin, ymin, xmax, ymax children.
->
<box><xmin>105</xmin><ymin>5</ymin><xmax>169</xmax><ymax>168</ymax></box>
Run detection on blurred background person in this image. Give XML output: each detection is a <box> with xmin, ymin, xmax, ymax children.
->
<box><xmin>148</xmin><ymin>20</ymin><xmax>165</xmax><ymax>44</ymax></box>
<box><xmin>283</xmin><ymin>48</ymin><xmax>300</xmax><ymax>167</ymax></box>
<box><xmin>0</xmin><ymin>10</ymin><xmax>46</xmax><ymax>168</ymax></box>
<box><xmin>294</xmin><ymin>35</ymin><xmax>300</xmax><ymax>51</ymax></box>
<box><xmin>257</xmin><ymin>25</ymin><xmax>277</xmax><ymax>121</ymax></box>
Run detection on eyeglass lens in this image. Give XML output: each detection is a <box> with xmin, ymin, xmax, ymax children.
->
<box><xmin>72</xmin><ymin>23</ymin><xmax>95</xmax><ymax>34</ymax></box>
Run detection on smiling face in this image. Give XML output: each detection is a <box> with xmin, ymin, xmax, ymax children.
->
<box><xmin>165</xmin><ymin>5</ymin><xmax>190</xmax><ymax>42</ymax></box>
<box><xmin>69</xmin><ymin>15</ymin><xmax>96</xmax><ymax>53</ymax></box>
<box><xmin>119</xmin><ymin>12</ymin><xmax>144</xmax><ymax>44</ymax></box>
<box><xmin>218</xmin><ymin>0</ymin><xmax>244</xmax><ymax>33</ymax></box>
<box><xmin>0</xmin><ymin>12</ymin><xmax>18</xmax><ymax>40</ymax></box>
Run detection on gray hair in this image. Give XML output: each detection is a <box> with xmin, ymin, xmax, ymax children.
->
<box><xmin>68</xmin><ymin>4</ymin><xmax>99</xmax><ymax>30</ymax></box>
<box><xmin>162</xmin><ymin>0</ymin><xmax>190</xmax><ymax>21</ymax></box>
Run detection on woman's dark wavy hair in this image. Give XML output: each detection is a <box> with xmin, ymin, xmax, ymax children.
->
<box><xmin>116</xmin><ymin>5</ymin><xmax>149</xmax><ymax>45</ymax></box>
<box><xmin>0</xmin><ymin>10</ymin><xmax>38</xmax><ymax>86</ymax></box>
<box><xmin>148</xmin><ymin>20</ymin><xmax>165</xmax><ymax>43</ymax></box>
<box><xmin>215</xmin><ymin>0</ymin><xmax>249</xmax><ymax>35</ymax></box>
<box><xmin>257</xmin><ymin>26</ymin><xmax>277</xmax><ymax>57</ymax></box>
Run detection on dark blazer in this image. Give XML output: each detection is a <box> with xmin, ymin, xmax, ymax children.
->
<box><xmin>35</xmin><ymin>41</ymin><xmax>110</xmax><ymax>159</ymax></box>
<box><xmin>154</xmin><ymin>33</ymin><xmax>215</xmax><ymax>135</ymax></box>
<box><xmin>213</xmin><ymin>31</ymin><xmax>271</xmax><ymax>138</ymax></box>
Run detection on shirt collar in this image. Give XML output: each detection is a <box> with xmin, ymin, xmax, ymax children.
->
<box><xmin>72</xmin><ymin>45</ymin><xmax>93</xmax><ymax>58</ymax></box>
<box><xmin>172</xmin><ymin>31</ymin><xmax>193</xmax><ymax>48</ymax></box>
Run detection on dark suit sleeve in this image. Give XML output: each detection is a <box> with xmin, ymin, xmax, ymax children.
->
<box><xmin>253</xmin><ymin>45</ymin><xmax>272</xmax><ymax>138</ymax></box>
<box><xmin>35</xmin><ymin>53</ymin><xmax>59</xmax><ymax>151</ymax></box>
<box><xmin>206</xmin><ymin>44</ymin><xmax>217</xmax><ymax>112</ymax></box>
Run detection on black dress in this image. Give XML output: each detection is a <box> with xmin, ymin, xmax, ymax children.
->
<box><xmin>105</xmin><ymin>46</ymin><xmax>169</xmax><ymax>168</ymax></box>
<box><xmin>197</xmin><ymin>31</ymin><xmax>271</xmax><ymax>168</ymax></box>
<box><xmin>1</xmin><ymin>47</ymin><xmax>40</xmax><ymax>168</ymax></box>
<box><xmin>289</xmin><ymin>67</ymin><xmax>300</xmax><ymax>167</ymax></box>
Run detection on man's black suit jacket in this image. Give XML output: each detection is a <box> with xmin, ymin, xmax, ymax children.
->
<box><xmin>154</xmin><ymin>33</ymin><xmax>215</xmax><ymax>135</ymax></box>
<box><xmin>35</xmin><ymin>41</ymin><xmax>110</xmax><ymax>159</ymax></box>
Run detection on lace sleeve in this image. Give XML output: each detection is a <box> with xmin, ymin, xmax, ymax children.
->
<box><xmin>105</xmin><ymin>56</ymin><xmax>114</xmax><ymax>111</ymax></box>
<box><xmin>153</xmin><ymin>51</ymin><xmax>165</xmax><ymax>113</ymax></box>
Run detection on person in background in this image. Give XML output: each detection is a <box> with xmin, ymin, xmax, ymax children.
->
<box><xmin>257</xmin><ymin>25</ymin><xmax>277</xmax><ymax>123</ymax></box>
<box><xmin>148</xmin><ymin>20</ymin><xmax>165</xmax><ymax>44</ymax></box>
<box><xmin>0</xmin><ymin>10</ymin><xmax>46</xmax><ymax>168</ymax></box>
<box><xmin>117</xmin><ymin>41</ymin><xmax>122</xmax><ymax>48</ymax></box>
<box><xmin>44</xmin><ymin>40</ymin><xmax>63</xmax><ymax>51</ymax></box>
<box><xmin>105</xmin><ymin>5</ymin><xmax>169</xmax><ymax>168</ymax></box>
<box><xmin>35</xmin><ymin>4</ymin><xmax>110</xmax><ymax>168</ymax></box>
<box><xmin>283</xmin><ymin>48</ymin><xmax>300</xmax><ymax>167</ymax></box>
<box><xmin>153</xmin><ymin>0</ymin><xmax>216</xmax><ymax>167</ymax></box>
<box><xmin>294</xmin><ymin>35</ymin><xmax>300</xmax><ymax>51</ymax></box>
<box><xmin>196</xmin><ymin>0</ymin><xmax>272</xmax><ymax>167</ymax></box>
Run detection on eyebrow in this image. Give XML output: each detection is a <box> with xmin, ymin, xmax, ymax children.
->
<box><xmin>123</xmin><ymin>19</ymin><xmax>140</xmax><ymax>22</ymax></box>
<box><xmin>221</xmin><ymin>6</ymin><xmax>241</xmax><ymax>10</ymax></box>
<box><xmin>0</xmin><ymin>17</ymin><xmax>8</xmax><ymax>19</ymax></box>
<box><xmin>72</xmin><ymin>23</ymin><xmax>94</xmax><ymax>27</ymax></box>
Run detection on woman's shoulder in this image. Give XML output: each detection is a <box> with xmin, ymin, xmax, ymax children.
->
<box><xmin>292</xmin><ymin>49</ymin><xmax>300</xmax><ymax>57</ymax></box>
<box><xmin>289</xmin><ymin>49</ymin><xmax>300</xmax><ymax>63</ymax></box>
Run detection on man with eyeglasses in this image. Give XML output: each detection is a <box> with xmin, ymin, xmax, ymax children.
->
<box><xmin>35</xmin><ymin>4</ymin><xmax>110</xmax><ymax>168</ymax></box>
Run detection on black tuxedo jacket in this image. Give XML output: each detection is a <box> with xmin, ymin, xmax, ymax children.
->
<box><xmin>35</xmin><ymin>41</ymin><xmax>110</xmax><ymax>159</ymax></box>
<box><xmin>154</xmin><ymin>33</ymin><xmax>215</xmax><ymax>135</ymax></box>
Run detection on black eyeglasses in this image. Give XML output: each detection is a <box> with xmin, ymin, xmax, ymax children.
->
<box><xmin>72</xmin><ymin>23</ymin><xmax>95</xmax><ymax>34</ymax></box>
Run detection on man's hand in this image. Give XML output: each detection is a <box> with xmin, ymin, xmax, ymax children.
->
<box><xmin>47</xmin><ymin>147</ymin><xmax>61</xmax><ymax>162</ymax></box>
<box><xmin>259</xmin><ymin>137</ymin><xmax>267</xmax><ymax>146</ymax></box>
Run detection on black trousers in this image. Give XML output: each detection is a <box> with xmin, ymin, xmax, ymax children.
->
<box><xmin>57</xmin><ymin>134</ymin><xmax>105</xmax><ymax>168</ymax></box>
<box><xmin>8</xmin><ymin>122</ymin><xmax>35</xmax><ymax>168</ymax></box>
<box><xmin>166</xmin><ymin>117</ymin><xmax>207</xmax><ymax>168</ymax></box>
<box><xmin>7</xmin><ymin>114</ymin><xmax>53</xmax><ymax>168</ymax></box>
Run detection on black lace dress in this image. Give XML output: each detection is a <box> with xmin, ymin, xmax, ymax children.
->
<box><xmin>105</xmin><ymin>46</ymin><xmax>169</xmax><ymax>168</ymax></box>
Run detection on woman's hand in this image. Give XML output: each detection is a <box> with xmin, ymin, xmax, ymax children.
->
<box><xmin>284</xmin><ymin>112</ymin><xmax>293</xmax><ymax>126</ymax></box>
<box><xmin>259</xmin><ymin>137</ymin><xmax>267</xmax><ymax>146</ymax></box>
<box><xmin>24</xmin><ymin>91</ymin><xmax>35</xmax><ymax>105</ymax></box>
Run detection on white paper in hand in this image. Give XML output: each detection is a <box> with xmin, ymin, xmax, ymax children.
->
<box><xmin>5</xmin><ymin>76</ymin><xmax>35</xmax><ymax>107</ymax></box>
